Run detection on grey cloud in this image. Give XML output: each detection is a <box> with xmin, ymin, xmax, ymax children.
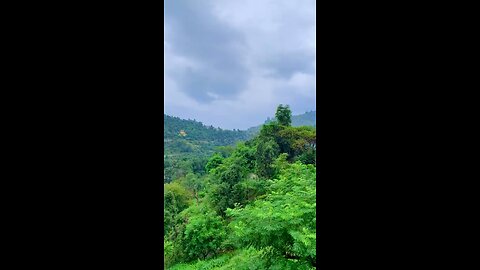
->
<box><xmin>165</xmin><ymin>0</ymin><xmax>248</xmax><ymax>103</ymax></box>
<box><xmin>164</xmin><ymin>0</ymin><xmax>316</xmax><ymax>129</ymax></box>
<box><xmin>260</xmin><ymin>50</ymin><xmax>315</xmax><ymax>78</ymax></box>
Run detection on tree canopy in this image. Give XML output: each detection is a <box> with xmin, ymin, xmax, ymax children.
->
<box><xmin>164</xmin><ymin>105</ymin><xmax>317</xmax><ymax>269</ymax></box>
<box><xmin>275</xmin><ymin>104</ymin><xmax>292</xmax><ymax>126</ymax></box>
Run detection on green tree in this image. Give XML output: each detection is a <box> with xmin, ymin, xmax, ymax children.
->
<box><xmin>275</xmin><ymin>104</ymin><xmax>292</xmax><ymax>126</ymax></box>
<box><xmin>164</xmin><ymin>182</ymin><xmax>192</xmax><ymax>236</ymax></box>
<box><xmin>255</xmin><ymin>138</ymin><xmax>280</xmax><ymax>178</ymax></box>
<box><xmin>227</xmin><ymin>162</ymin><xmax>316</xmax><ymax>267</ymax></box>
<box><xmin>178</xmin><ymin>173</ymin><xmax>203</xmax><ymax>205</ymax></box>
<box><xmin>164</xmin><ymin>106</ymin><xmax>317</xmax><ymax>269</ymax></box>
<box><xmin>179</xmin><ymin>203</ymin><xmax>227</xmax><ymax>261</ymax></box>
<box><xmin>277</xmin><ymin>125</ymin><xmax>316</xmax><ymax>161</ymax></box>
<box><xmin>205</xmin><ymin>153</ymin><xmax>224</xmax><ymax>173</ymax></box>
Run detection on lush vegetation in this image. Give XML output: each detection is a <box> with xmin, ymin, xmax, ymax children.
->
<box><xmin>164</xmin><ymin>105</ymin><xmax>316</xmax><ymax>269</ymax></box>
<box><xmin>164</xmin><ymin>115</ymin><xmax>248</xmax><ymax>149</ymax></box>
<box><xmin>246</xmin><ymin>110</ymin><xmax>316</xmax><ymax>138</ymax></box>
<box><xmin>164</xmin><ymin>115</ymin><xmax>248</xmax><ymax>182</ymax></box>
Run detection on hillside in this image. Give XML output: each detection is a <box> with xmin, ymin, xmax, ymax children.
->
<box><xmin>164</xmin><ymin>114</ymin><xmax>249</xmax><ymax>182</ymax></box>
<box><xmin>245</xmin><ymin>110</ymin><xmax>316</xmax><ymax>137</ymax></box>
<box><xmin>164</xmin><ymin>105</ymin><xmax>316</xmax><ymax>269</ymax></box>
<box><xmin>164</xmin><ymin>114</ymin><xmax>248</xmax><ymax>154</ymax></box>
<box><xmin>163</xmin><ymin>112</ymin><xmax>315</xmax><ymax>183</ymax></box>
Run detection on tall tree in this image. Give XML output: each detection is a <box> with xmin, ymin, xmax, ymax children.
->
<box><xmin>275</xmin><ymin>104</ymin><xmax>292</xmax><ymax>126</ymax></box>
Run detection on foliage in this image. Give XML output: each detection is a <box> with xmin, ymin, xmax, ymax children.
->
<box><xmin>227</xmin><ymin>162</ymin><xmax>316</xmax><ymax>267</ymax></box>
<box><xmin>164</xmin><ymin>182</ymin><xmax>192</xmax><ymax>236</ymax></box>
<box><xmin>297</xmin><ymin>148</ymin><xmax>316</xmax><ymax>165</ymax></box>
<box><xmin>246</xmin><ymin>110</ymin><xmax>315</xmax><ymax>138</ymax></box>
<box><xmin>278</xmin><ymin>126</ymin><xmax>316</xmax><ymax>161</ymax></box>
<box><xmin>207</xmin><ymin>143</ymin><xmax>257</xmax><ymax>215</ymax></box>
<box><xmin>164</xmin><ymin>182</ymin><xmax>192</xmax><ymax>211</ymax></box>
<box><xmin>164</xmin><ymin>105</ymin><xmax>317</xmax><ymax>269</ymax></box>
<box><xmin>168</xmin><ymin>248</ymin><xmax>315</xmax><ymax>270</ymax></box>
<box><xmin>178</xmin><ymin>203</ymin><xmax>227</xmax><ymax>262</ymax></box>
<box><xmin>214</xmin><ymin>145</ymin><xmax>236</xmax><ymax>158</ymax></box>
<box><xmin>255</xmin><ymin>137</ymin><xmax>280</xmax><ymax>178</ymax></box>
<box><xmin>205</xmin><ymin>153</ymin><xmax>224</xmax><ymax>173</ymax></box>
<box><xmin>275</xmin><ymin>104</ymin><xmax>292</xmax><ymax>126</ymax></box>
<box><xmin>164</xmin><ymin>114</ymin><xmax>248</xmax><ymax>184</ymax></box>
<box><xmin>175</xmin><ymin>173</ymin><xmax>205</xmax><ymax>205</ymax></box>
<box><xmin>167</xmin><ymin>252</ymin><xmax>234</xmax><ymax>270</ymax></box>
<box><xmin>230</xmin><ymin>177</ymin><xmax>269</xmax><ymax>209</ymax></box>
<box><xmin>164</xmin><ymin>114</ymin><xmax>248</xmax><ymax>155</ymax></box>
<box><xmin>164</xmin><ymin>237</ymin><xmax>174</xmax><ymax>268</ymax></box>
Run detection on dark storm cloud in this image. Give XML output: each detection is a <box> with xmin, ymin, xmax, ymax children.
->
<box><xmin>165</xmin><ymin>0</ymin><xmax>248</xmax><ymax>103</ymax></box>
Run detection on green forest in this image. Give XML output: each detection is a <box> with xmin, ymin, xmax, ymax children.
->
<box><xmin>164</xmin><ymin>105</ymin><xmax>316</xmax><ymax>269</ymax></box>
<box><xmin>164</xmin><ymin>115</ymin><xmax>248</xmax><ymax>183</ymax></box>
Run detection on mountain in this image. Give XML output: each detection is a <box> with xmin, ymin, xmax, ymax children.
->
<box><xmin>164</xmin><ymin>114</ymin><xmax>249</xmax><ymax>182</ymax></box>
<box><xmin>245</xmin><ymin>110</ymin><xmax>316</xmax><ymax>137</ymax></box>
<box><xmin>164</xmin><ymin>114</ymin><xmax>248</xmax><ymax>155</ymax></box>
<box><xmin>163</xmin><ymin>112</ymin><xmax>315</xmax><ymax>182</ymax></box>
<box><xmin>291</xmin><ymin>110</ymin><xmax>316</xmax><ymax>126</ymax></box>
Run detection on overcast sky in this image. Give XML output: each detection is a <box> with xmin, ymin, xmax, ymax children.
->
<box><xmin>164</xmin><ymin>0</ymin><xmax>316</xmax><ymax>130</ymax></box>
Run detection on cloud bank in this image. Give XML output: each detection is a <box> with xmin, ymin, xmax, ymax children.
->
<box><xmin>164</xmin><ymin>0</ymin><xmax>316</xmax><ymax>130</ymax></box>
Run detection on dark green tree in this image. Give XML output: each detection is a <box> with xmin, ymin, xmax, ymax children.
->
<box><xmin>255</xmin><ymin>137</ymin><xmax>280</xmax><ymax>178</ymax></box>
<box><xmin>178</xmin><ymin>203</ymin><xmax>226</xmax><ymax>261</ymax></box>
<box><xmin>205</xmin><ymin>153</ymin><xmax>224</xmax><ymax>173</ymax></box>
<box><xmin>227</xmin><ymin>162</ymin><xmax>317</xmax><ymax>268</ymax></box>
<box><xmin>164</xmin><ymin>182</ymin><xmax>192</xmax><ymax>237</ymax></box>
<box><xmin>275</xmin><ymin>104</ymin><xmax>292</xmax><ymax>126</ymax></box>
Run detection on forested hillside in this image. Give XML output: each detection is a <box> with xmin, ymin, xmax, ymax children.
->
<box><xmin>164</xmin><ymin>115</ymin><xmax>248</xmax><ymax>183</ymax></box>
<box><xmin>164</xmin><ymin>105</ymin><xmax>317</xmax><ymax>269</ymax></box>
<box><xmin>292</xmin><ymin>110</ymin><xmax>316</xmax><ymax>126</ymax></box>
<box><xmin>246</xmin><ymin>110</ymin><xmax>316</xmax><ymax>137</ymax></box>
<box><xmin>164</xmin><ymin>115</ymin><xmax>248</xmax><ymax>149</ymax></box>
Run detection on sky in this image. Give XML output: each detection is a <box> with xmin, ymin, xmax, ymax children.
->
<box><xmin>164</xmin><ymin>0</ymin><xmax>316</xmax><ymax>130</ymax></box>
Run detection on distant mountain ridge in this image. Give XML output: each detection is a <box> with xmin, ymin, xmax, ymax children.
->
<box><xmin>245</xmin><ymin>110</ymin><xmax>316</xmax><ymax>137</ymax></box>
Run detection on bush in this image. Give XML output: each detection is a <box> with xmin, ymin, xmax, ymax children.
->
<box><xmin>179</xmin><ymin>203</ymin><xmax>227</xmax><ymax>262</ymax></box>
<box><xmin>227</xmin><ymin>162</ymin><xmax>316</xmax><ymax>267</ymax></box>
